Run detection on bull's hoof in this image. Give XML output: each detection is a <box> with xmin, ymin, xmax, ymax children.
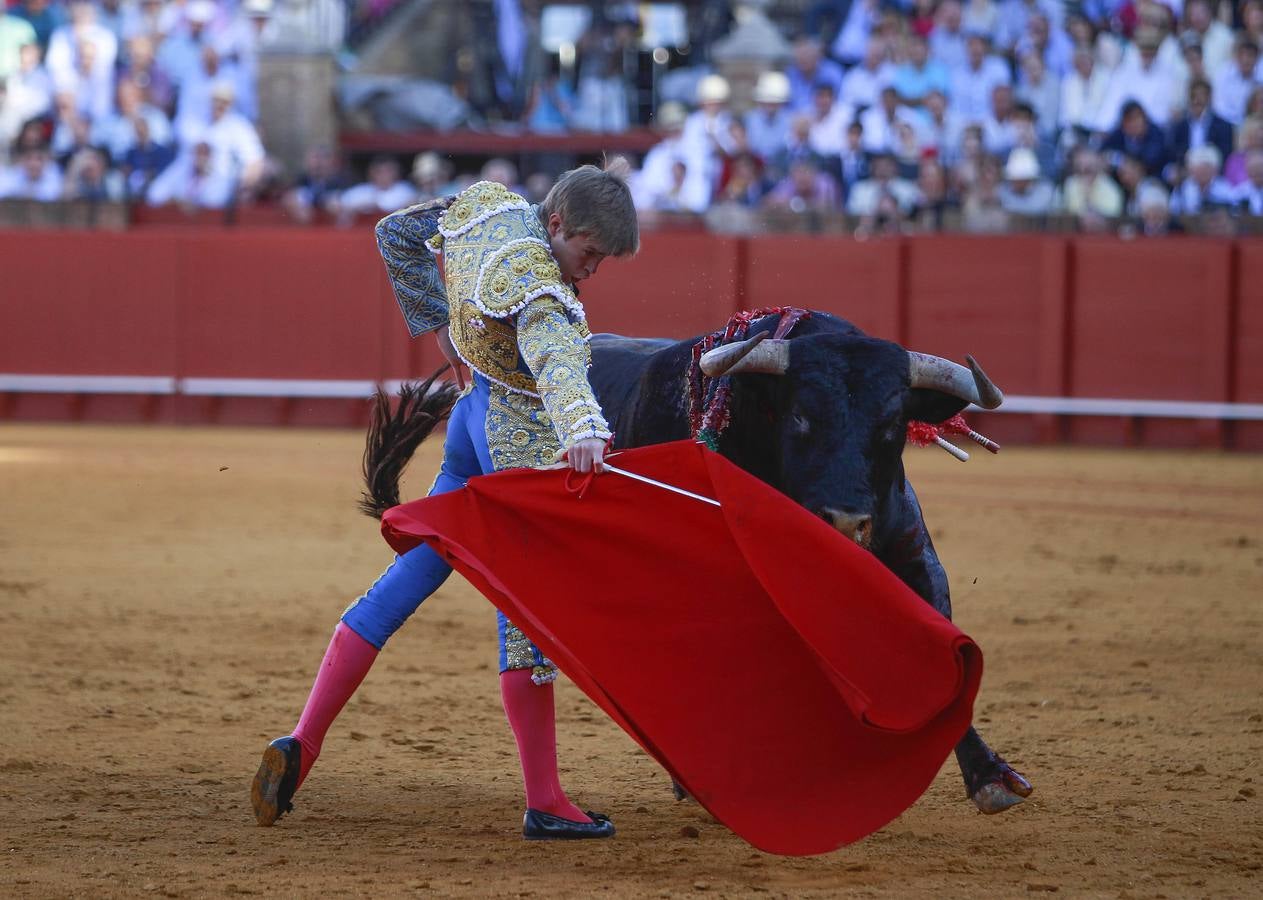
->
<box><xmin>970</xmin><ymin>768</ymin><xmax>1033</xmax><ymax>815</ymax></box>
<box><xmin>670</xmin><ymin>779</ymin><xmax>690</xmax><ymax>802</ymax></box>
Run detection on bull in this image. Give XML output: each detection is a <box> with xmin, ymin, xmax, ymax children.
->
<box><xmin>361</xmin><ymin>310</ymin><xmax>1032</xmax><ymax>815</ymax></box>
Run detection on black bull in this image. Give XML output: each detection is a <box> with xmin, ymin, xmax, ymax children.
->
<box><xmin>586</xmin><ymin>312</ymin><xmax>1032</xmax><ymax>814</ymax></box>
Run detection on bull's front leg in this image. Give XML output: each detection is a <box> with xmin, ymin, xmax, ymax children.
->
<box><xmin>879</xmin><ymin>482</ymin><xmax>1032</xmax><ymax>814</ymax></box>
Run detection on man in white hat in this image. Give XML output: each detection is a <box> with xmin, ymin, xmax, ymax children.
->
<box><xmin>677</xmin><ymin>74</ymin><xmax>735</xmax><ymax>210</ymax></box>
<box><xmin>178</xmin><ymin>79</ymin><xmax>265</xmax><ymax>192</ymax></box>
<box><xmin>744</xmin><ymin>70</ymin><xmax>794</xmax><ymax>164</ymax></box>
<box><xmin>997</xmin><ymin>146</ymin><xmax>1054</xmax><ymax>215</ymax></box>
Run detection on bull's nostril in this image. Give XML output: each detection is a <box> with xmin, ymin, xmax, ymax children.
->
<box><xmin>819</xmin><ymin>508</ymin><xmax>873</xmax><ymax>547</ymax></box>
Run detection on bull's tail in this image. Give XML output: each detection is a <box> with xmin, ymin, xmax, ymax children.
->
<box><xmin>359</xmin><ymin>367</ymin><xmax>460</xmax><ymax>520</ymax></box>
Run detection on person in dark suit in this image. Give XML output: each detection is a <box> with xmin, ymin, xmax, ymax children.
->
<box><xmin>1101</xmin><ymin>100</ymin><xmax>1169</xmax><ymax>178</ymax></box>
<box><xmin>1166</xmin><ymin>79</ymin><xmax>1235</xmax><ymax>184</ymax></box>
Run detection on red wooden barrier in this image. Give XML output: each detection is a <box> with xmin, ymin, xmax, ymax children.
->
<box><xmin>1</xmin><ymin>229</ymin><xmax>1259</xmax><ymax>447</ymax></box>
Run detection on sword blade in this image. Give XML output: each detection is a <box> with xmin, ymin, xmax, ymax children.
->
<box><xmin>602</xmin><ymin>463</ymin><xmax>722</xmax><ymax>507</ymax></box>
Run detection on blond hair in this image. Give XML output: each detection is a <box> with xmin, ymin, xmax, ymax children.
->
<box><xmin>540</xmin><ymin>161</ymin><xmax>639</xmax><ymax>257</ymax></box>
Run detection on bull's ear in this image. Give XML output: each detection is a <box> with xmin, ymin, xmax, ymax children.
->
<box><xmin>904</xmin><ymin>388</ymin><xmax>970</xmax><ymax>424</ymax></box>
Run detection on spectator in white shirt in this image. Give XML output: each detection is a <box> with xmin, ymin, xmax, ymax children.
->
<box><xmin>679</xmin><ymin>74</ymin><xmax>736</xmax><ymax>207</ymax></box>
<box><xmin>178</xmin><ymin>80</ymin><xmax>265</xmax><ymax>191</ymax></box>
<box><xmin>787</xmin><ymin>35</ymin><xmax>845</xmax><ymax>113</ymax></box>
<box><xmin>830</xmin><ymin>0</ymin><xmax>880</xmax><ymax>68</ymax></box>
<box><xmin>1170</xmin><ymin>144</ymin><xmax>1235</xmax><ymax>214</ymax></box>
<box><xmin>1060</xmin><ymin>45</ymin><xmax>1113</xmax><ymax>136</ymax></box>
<box><xmin>0</xmin><ymin>144</ymin><xmax>63</xmax><ymax>199</ymax></box>
<box><xmin>1182</xmin><ymin>0</ymin><xmax>1233</xmax><ymax>78</ymax></box>
<box><xmin>93</xmin><ymin>76</ymin><xmax>173</xmax><ymax>162</ymax></box>
<box><xmin>634</xmin><ymin>101</ymin><xmax>710</xmax><ymax>213</ymax></box>
<box><xmin>1016</xmin><ymin>51</ymin><xmax>1060</xmax><ymax>137</ymax></box>
<box><xmin>45</xmin><ymin>0</ymin><xmax>116</xmax><ymax>88</ymax></box>
<box><xmin>1212</xmin><ymin>37</ymin><xmax>1261</xmax><ymax>125</ymax></box>
<box><xmin>995</xmin><ymin>0</ymin><xmax>1062</xmax><ymax>54</ymax></box>
<box><xmin>929</xmin><ymin>0</ymin><xmax>969</xmax><ymax>72</ymax></box>
<box><xmin>951</xmin><ymin>31</ymin><xmax>1011</xmax><ymax>124</ymax></box>
<box><xmin>55</xmin><ymin>35</ymin><xmax>112</xmax><ymax>122</ymax></box>
<box><xmin>1232</xmin><ymin>149</ymin><xmax>1263</xmax><ymax>213</ymax></box>
<box><xmin>338</xmin><ymin>155</ymin><xmax>416</xmax><ymax>222</ymax></box>
<box><xmin>146</xmin><ymin>140</ymin><xmax>234</xmax><ymax>209</ymax></box>
<box><xmin>1015</xmin><ymin>12</ymin><xmax>1074</xmax><ymax>77</ymax></box>
<box><xmin>839</xmin><ymin>38</ymin><xmax>893</xmax><ymax>113</ymax></box>
<box><xmin>806</xmin><ymin>83</ymin><xmax>854</xmax><ymax>158</ymax></box>
<box><xmin>846</xmin><ymin>151</ymin><xmax>918</xmax><ymax>218</ymax></box>
<box><xmin>859</xmin><ymin>85</ymin><xmax>909</xmax><ymax>154</ymax></box>
<box><xmin>918</xmin><ymin>89</ymin><xmax>965</xmax><ymax>164</ymax></box>
<box><xmin>1101</xmin><ymin>26</ymin><xmax>1183</xmax><ymax>128</ymax></box>
<box><xmin>743</xmin><ymin>71</ymin><xmax>794</xmax><ymax>163</ymax></box>
<box><xmin>0</xmin><ymin>42</ymin><xmax>54</xmax><ymax>145</ymax></box>
<box><xmin>1061</xmin><ymin>146</ymin><xmax>1124</xmax><ymax>229</ymax></box>
<box><xmin>961</xmin><ymin>0</ymin><xmax>1001</xmax><ymax>42</ymax></box>
<box><xmin>981</xmin><ymin>82</ymin><xmax>1018</xmax><ymax>155</ymax></box>
<box><xmin>175</xmin><ymin>45</ymin><xmax>241</xmax><ymax>136</ymax></box>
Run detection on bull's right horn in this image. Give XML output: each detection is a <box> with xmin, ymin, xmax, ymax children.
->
<box><xmin>700</xmin><ymin>333</ymin><xmax>791</xmax><ymax>377</ymax></box>
<box><xmin>908</xmin><ymin>352</ymin><xmax>1004</xmax><ymax>409</ymax></box>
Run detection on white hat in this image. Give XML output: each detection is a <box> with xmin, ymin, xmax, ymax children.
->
<box><xmin>412</xmin><ymin>151</ymin><xmax>444</xmax><ymax>180</ymax></box>
<box><xmin>187</xmin><ymin>0</ymin><xmax>216</xmax><ymax>24</ymax></box>
<box><xmin>242</xmin><ymin>0</ymin><xmax>273</xmax><ymax>16</ymax></box>
<box><xmin>696</xmin><ymin>74</ymin><xmax>730</xmax><ymax>105</ymax></box>
<box><xmin>210</xmin><ymin>79</ymin><xmax>236</xmax><ymax>101</ymax></box>
<box><xmin>1137</xmin><ymin>180</ymin><xmax>1170</xmax><ymax>211</ymax></box>
<box><xmin>1004</xmin><ymin>147</ymin><xmax>1040</xmax><ymax>181</ymax></box>
<box><xmin>752</xmin><ymin>70</ymin><xmax>790</xmax><ymax>105</ymax></box>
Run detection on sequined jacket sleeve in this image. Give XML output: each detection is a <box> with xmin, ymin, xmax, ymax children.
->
<box><xmin>374</xmin><ymin>196</ymin><xmax>455</xmax><ymax>337</ymax></box>
<box><xmin>516</xmin><ymin>297</ymin><xmax>613</xmax><ymax>451</ymax></box>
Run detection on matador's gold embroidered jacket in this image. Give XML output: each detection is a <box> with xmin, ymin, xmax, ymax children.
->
<box><xmin>374</xmin><ymin>181</ymin><xmax>612</xmax><ymax>469</ymax></box>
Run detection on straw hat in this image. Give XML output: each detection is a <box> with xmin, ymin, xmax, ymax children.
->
<box><xmin>1003</xmin><ymin>148</ymin><xmax>1041</xmax><ymax>181</ymax></box>
<box><xmin>696</xmin><ymin>74</ymin><xmax>731</xmax><ymax>104</ymax></box>
<box><xmin>752</xmin><ymin>71</ymin><xmax>790</xmax><ymax>105</ymax></box>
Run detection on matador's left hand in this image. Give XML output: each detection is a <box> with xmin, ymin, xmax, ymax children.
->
<box><xmin>568</xmin><ymin>438</ymin><xmax>606</xmax><ymax>474</ymax></box>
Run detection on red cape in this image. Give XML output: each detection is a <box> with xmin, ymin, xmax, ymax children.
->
<box><xmin>382</xmin><ymin>440</ymin><xmax>981</xmax><ymax>856</ymax></box>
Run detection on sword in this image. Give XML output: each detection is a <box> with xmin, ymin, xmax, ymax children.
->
<box><xmin>602</xmin><ymin>463</ymin><xmax>722</xmax><ymax>508</ymax></box>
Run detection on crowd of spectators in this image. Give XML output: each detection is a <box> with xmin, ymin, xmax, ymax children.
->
<box><xmin>627</xmin><ymin>0</ymin><xmax>1263</xmax><ymax>235</ymax></box>
<box><xmin>0</xmin><ymin>0</ymin><xmax>357</xmax><ymax>210</ymax></box>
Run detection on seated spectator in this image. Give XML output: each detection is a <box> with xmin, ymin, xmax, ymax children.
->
<box><xmin>891</xmin><ymin>33</ymin><xmax>949</xmax><ymax>108</ymax></box>
<box><xmin>1182</xmin><ymin>0</ymin><xmax>1233</xmax><ymax>78</ymax></box>
<box><xmin>1100</xmin><ymin>26</ymin><xmax>1183</xmax><ymax>130</ymax></box>
<box><xmin>837</xmin><ymin>121</ymin><xmax>869</xmax><ymax>198</ymax></box>
<box><xmin>118</xmin><ymin>34</ymin><xmax>176</xmax><ymax>115</ymax></box>
<box><xmin>806</xmin><ymin>83</ymin><xmax>853</xmax><ymax>159</ymax></box>
<box><xmin>525</xmin><ymin>62</ymin><xmax>575</xmax><ymax>134</ymax></box>
<box><xmin>178</xmin><ymin>81</ymin><xmax>265</xmax><ymax>194</ymax></box>
<box><xmin>0</xmin><ymin>12</ymin><xmax>37</xmax><ymax>80</ymax></box>
<box><xmin>1224</xmin><ymin>117</ymin><xmax>1263</xmax><ymax>185</ymax></box>
<box><xmin>281</xmin><ymin>143</ymin><xmax>347</xmax><ymax>223</ymax></box>
<box><xmin>1170</xmin><ymin>144</ymin><xmax>1235</xmax><ymax>214</ymax></box>
<box><xmin>893</xmin><ymin>119</ymin><xmax>924</xmax><ymax>179</ymax></box>
<box><xmin>57</xmin><ymin>35</ymin><xmax>112</xmax><ymax>122</ymax></box>
<box><xmin>951</xmin><ymin>31</ymin><xmax>1011</xmax><ymax>124</ymax></box>
<box><xmin>1130</xmin><ymin>180</ymin><xmax>1182</xmax><ymax>236</ymax></box>
<box><xmin>0</xmin><ymin>143</ymin><xmax>62</xmax><ymax>199</ymax></box>
<box><xmin>410</xmin><ymin>150</ymin><xmax>451</xmax><ymax>201</ymax></box>
<box><xmin>175</xmin><ymin>45</ymin><xmax>241</xmax><ymax>137</ymax></box>
<box><xmin>146</xmin><ymin>140</ymin><xmax>234</xmax><ymax>209</ymax></box>
<box><xmin>918</xmin><ymin>89</ymin><xmax>965</xmax><ymax>164</ymax></box>
<box><xmin>764</xmin><ymin>155</ymin><xmax>841</xmax><ymax>213</ymax></box>
<box><xmin>0</xmin><ymin>42</ymin><xmax>54</xmax><ymax>151</ymax></box>
<box><xmin>846</xmin><ymin>151</ymin><xmax>918</xmax><ymax>218</ymax></box>
<box><xmin>1167</xmin><ymin>78</ymin><xmax>1235</xmax><ymax>183</ymax></box>
<box><xmin>679</xmin><ymin>75</ymin><xmax>736</xmax><ymax>205</ymax></box>
<box><xmin>479</xmin><ymin>157</ymin><xmax>524</xmax><ymax>194</ymax></box>
<box><xmin>46</xmin><ymin>0</ymin><xmax>117</xmax><ymax>90</ymax></box>
<box><xmin>981</xmin><ymin>83</ymin><xmax>1017</xmax><ymax>156</ymax></box>
<box><xmin>1102</xmin><ymin>101</ymin><xmax>1169</xmax><ymax>177</ymax></box>
<box><xmin>1212</xmin><ymin>36</ymin><xmax>1260</xmax><ymax>126</ymax></box>
<box><xmin>714</xmin><ymin>152</ymin><xmax>764</xmax><ymax>207</ymax></box>
<box><xmin>997</xmin><ymin>146</ymin><xmax>1055</xmax><ymax>215</ymax></box>
<box><xmin>1016</xmin><ymin>51</ymin><xmax>1060</xmax><ymax>139</ymax></box>
<box><xmin>634</xmin><ymin>101</ymin><xmax>710</xmax><ymax>213</ymax></box>
<box><xmin>1231</xmin><ymin>149</ymin><xmax>1263</xmax><ymax>214</ymax></box>
<box><xmin>839</xmin><ymin>38</ymin><xmax>894</xmax><ymax>113</ymax></box>
<box><xmin>337</xmin><ymin>155</ymin><xmax>415</xmax><ymax>223</ymax></box>
<box><xmin>995</xmin><ymin>0</ymin><xmax>1063</xmax><ymax>56</ymax></box>
<box><xmin>49</xmin><ymin>90</ymin><xmax>94</xmax><ymax>165</ymax></box>
<box><xmin>787</xmin><ymin>35</ymin><xmax>845</xmax><ymax>113</ymax></box>
<box><xmin>62</xmin><ymin>144</ymin><xmax>123</xmax><ymax>200</ymax></box>
<box><xmin>961</xmin><ymin>0</ymin><xmax>1000</xmax><ymax>42</ymax></box>
<box><xmin>1061</xmin><ymin>146</ymin><xmax>1124</xmax><ymax>230</ymax></box>
<box><xmin>572</xmin><ymin>49</ymin><xmax>628</xmax><ymax>133</ymax></box>
<box><xmin>121</xmin><ymin>114</ymin><xmax>174</xmax><ymax>197</ymax></box>
<box><xmin>93</xmin><ymin>76</ymin><xmax>173</xmax><ymax>163</ymax></box>
<box><xmin>860</xmin><ymin>85</ymin><xmax>912</xmax><ymax>155</ymax></box>
<box><xmin>930</xmin><ymin>0</ymin><xmax>969</xmax><ymax>71</ymax></box>
<box><xmin>960</xmin><ymin>153</ymin><xmax>1009</xmax><ymax>232</ymax></box>
<box><xmin>950</xmin><ymin>123</ymin><xmax>987</xmax><ymax>193</ymax></box>
<box><xmin>1015</xmin><ymin>11</ymin><xmax>1073</xmax><ymax>78</ymax></box>
<box><xmin>744</xmin><ymin>71</ymin><xmax>793</xmax><ymax>165</ymax></box>
<box><xmin>910</xmin><ymin>156</ymin><xmax>958</xmax><ymax>231</ymax></box>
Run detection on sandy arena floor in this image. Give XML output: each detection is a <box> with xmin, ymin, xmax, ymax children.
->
<box><xmin>1</xmin><ymin>423</ymin><xmax>1260</xmax><ymax>898</ymax></box>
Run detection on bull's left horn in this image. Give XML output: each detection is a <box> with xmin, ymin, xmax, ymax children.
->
<box><xmin>700</xmin><ymin>333</ymin><xmax>791</xmax><ymax>377</ymax></box>
<box><xmin>908</xmin><ymin>352</ymin><xmax>1004</xmax><ymax>410</ymax></box>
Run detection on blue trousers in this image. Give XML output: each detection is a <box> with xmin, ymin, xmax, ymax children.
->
<box><xmin>341</xmin><ymin>376</ymin><xmax>546</xmax><ymax>672</ymax></box>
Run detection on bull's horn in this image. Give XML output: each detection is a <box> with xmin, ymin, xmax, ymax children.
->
<box><xmin>908</xmin><ymin>352</ymin><xmax>1004</xmax><ymax>410</ymax></box>
<box><xmin>700</xmin><ymin>333</ymin><xmax>790</xmax><ymax>377</ymax></box>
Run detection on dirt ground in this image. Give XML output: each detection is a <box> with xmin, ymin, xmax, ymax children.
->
<box><xmin>1</xmin><ymin>423</ymin><xmax>1260</xmax><ymax>899</ymax></box>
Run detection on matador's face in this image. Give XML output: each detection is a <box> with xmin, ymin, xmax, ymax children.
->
<box><xmin>545</xmin><ymin>212</ymin><xmax>607</xmax><ymax>285</ymax></box>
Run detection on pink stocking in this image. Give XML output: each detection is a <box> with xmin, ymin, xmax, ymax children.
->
<box><xmin>500</xmin><ymin>669</ymin><xmax>590</xmax><ymax>822</ymax></box>
<box><xmin>290</xmin><ymin>622</ymin><xmax>379</xmax><ymax>788</ymax></box>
